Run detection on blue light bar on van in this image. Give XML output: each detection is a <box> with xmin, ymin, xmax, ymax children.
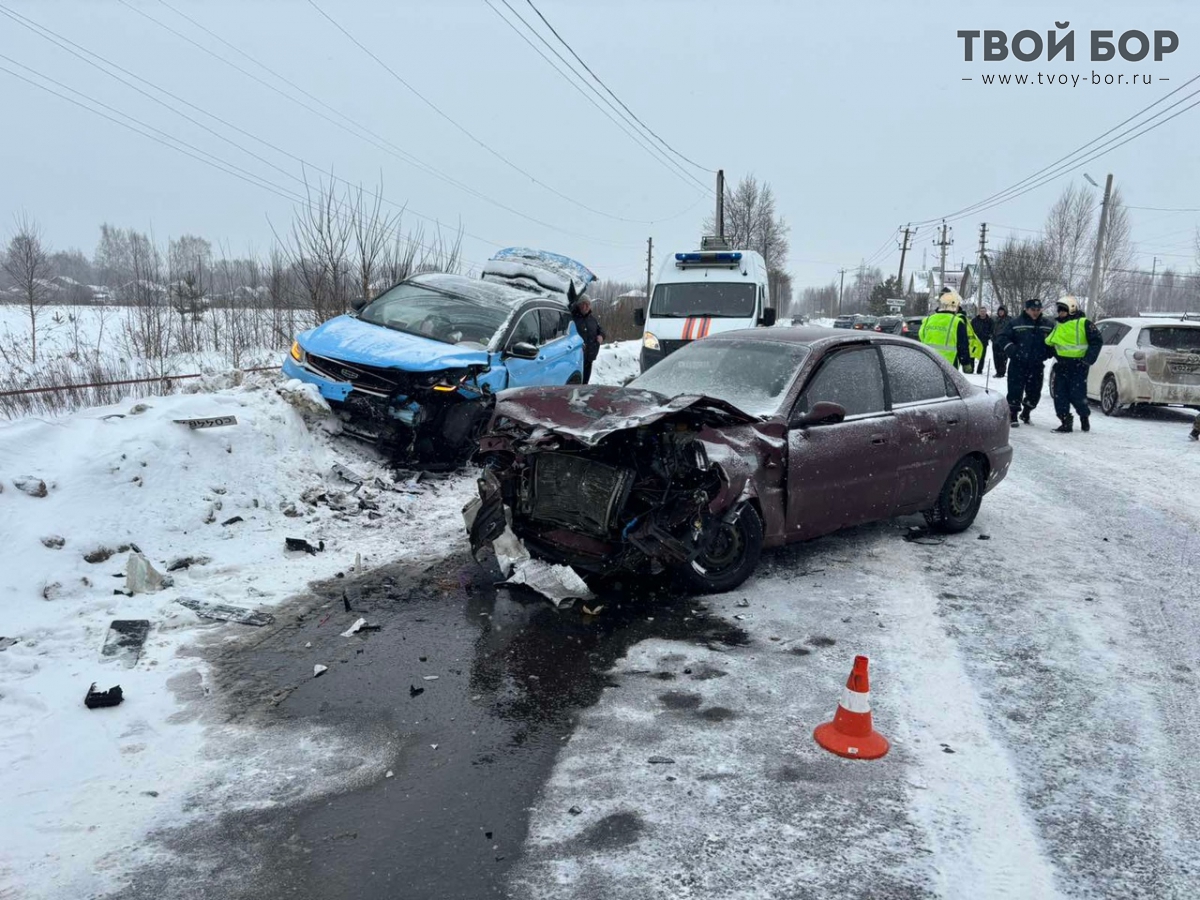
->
<box><xmin>675</xmin><ymin>251</ymin><xmax>743</xmax><ymax>268</ymax></box>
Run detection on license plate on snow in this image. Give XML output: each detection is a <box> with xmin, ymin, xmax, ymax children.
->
<box><xmin>173</xmin><ymin>415</ymin><xmax>238</xmax><ymax>429</ymax></box>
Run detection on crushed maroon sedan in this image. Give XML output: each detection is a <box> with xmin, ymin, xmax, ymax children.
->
<box><xmin>464</xmin><ymin>327</ymin><xmax>1012</xmax><ymax>595</ymax></box>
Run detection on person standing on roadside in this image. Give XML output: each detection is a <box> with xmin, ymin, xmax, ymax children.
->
<box><xmin>1045</xmin><ymin>295</ymin><xmax>1102</xmax><ymax>433</ymax></box>
<box><xmin>993</xmin><ymin>298</ymin><xmax>1055</xmax><ymax>427</ymax></box>
<box><xmin>920</xmin><ymin>288</ymin><xmax>977</xmax><ymax>372</ymax></box>
<box><xmin>970</xmin><ymin>306</ymin><xmax>994</xmax><ymax>374</ymax></box>
<box><xmin>570</xmin><ymin>295</ymin><xmax>605</xmax><ymax>384</ymax></box>
<box><xmin>992</xmin><ymin>305</ymin><xmax>1010</xmax><ymax>376</ymax></box>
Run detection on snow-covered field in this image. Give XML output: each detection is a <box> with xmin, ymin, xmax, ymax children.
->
<box><xmin>3</xmin><ymin>335</ymin><xmax>1199</xmax><ymax>899</ymax></box>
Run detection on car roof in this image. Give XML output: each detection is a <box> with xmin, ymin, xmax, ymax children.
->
<box><xmin>409</xmin><ymin>272</ymin><xmax>559</xmax><ymax>310</ymax></box>
<box><xmin>1099</xmin><ymin>316</ymin><xmax>1200</xmax><ymax>328</ymax></box>
<box><xmin>705</xmin><ymin>325</ymin><xmax>918</xmax><ymax>350</ymax></box>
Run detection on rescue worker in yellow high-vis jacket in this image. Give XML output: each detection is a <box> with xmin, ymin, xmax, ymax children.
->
<box><xmin>919</xmin><ymin>288</ymin><xmax>978</xmax><ymax>372</ymax></box>
<box><xmin>1045</xmin><ymin>295</ymin><xmax>1103</xmax><ymax>433</ymax></box>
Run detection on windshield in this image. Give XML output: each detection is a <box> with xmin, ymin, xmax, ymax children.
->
<box><xmin>630</xmin><ymin>339</ymin><xmax>809</xmax><ymax>417</ymax></box>
<box><xmin>649</xmin><ymin>282</ymin><xmax>757</xmax><ymax>318</ymax></box>
<box><xmin>359</xmin><ymin>283</ymin><xmax>509</xmax><ymax>346</ymax></box>
<box><xmin>1138</xmin><ymin>326</ymin><xmax>1200</xmax><ymax>352</ymax></box>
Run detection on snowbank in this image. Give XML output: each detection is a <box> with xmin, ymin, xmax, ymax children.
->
<box><xmin>0</xmin><ymin>377</ymin><xmax>469</xmax><ymax>898</ymax></box>
<box><xmin>591</xmin><ymin>339</ymin><xmax>640</xmax><ymax>386</ymax></box>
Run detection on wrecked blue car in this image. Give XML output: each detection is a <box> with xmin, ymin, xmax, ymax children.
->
<box><xmin>283</xmin><ymin>271</ymin><xmax>589</xmax><ymax>463</ymax></box>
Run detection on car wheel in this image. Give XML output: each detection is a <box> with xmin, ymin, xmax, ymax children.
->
<box><xmin>924</xmin><ymin>458</ymin><xmax>983</xmax><ymax>534</ymax></box>
<box><xmin>567</xmin><ymin>371</ymin><xmax>583</xmax><ymax>385</ymax></box>
<box><xmin>680</xmin><ymin>505</ymin><xmax>764</xmax><ymax>594</ymax></box>
<box><xmin>1099</xmin><ymin>374</ymin><xmax>1124</xmax><ymax>416</ymax></box>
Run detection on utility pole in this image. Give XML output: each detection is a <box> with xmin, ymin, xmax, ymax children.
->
<box><xmin>1150</xmin><ymin>255</ymin><xmax>1159</xmax><ymax>311</ymax></box>
<box><xmin>896</xmin><ymin>226</ymin><xmax>913</xmax><ymax>307</ymax></box>
<box><xmin>716</xmin><ymin>169</ymin><xmax>725</xmax><ymax>240</ymax></box>
<box><xmin>645</xmin><ymin>237</ymin><xmax>653</xmax><ymax>309</ymax></box>
<box><xmin>1087</xmin><ymin>173</ymin><xmax>1114</xmax><ymax>317</ymax></box>
<box><xmin>837</xmin><ymin>268</ymin><xmax>847</xmax><ymax>316</ymax></box>
<box><xmin>976</xmin><ymin>223</ymin><xmax>988</xmax><ymax>310</ymax></box>
<box><xmin>935</xmin><ymin>222</ymin><xmax>952</xmax><ymax>293</ymax></box>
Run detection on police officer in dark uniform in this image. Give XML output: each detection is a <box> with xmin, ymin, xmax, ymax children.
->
<box><xmin>993</xmin><ymin>298</ymin><xmax>1055</xmax><ymax>427</ymax></box>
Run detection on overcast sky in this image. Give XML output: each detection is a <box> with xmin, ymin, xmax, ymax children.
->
<box><xmin>2</xmin><ymin>0</ymin><xmax>1199</xmax><ymax>289</ymax></box>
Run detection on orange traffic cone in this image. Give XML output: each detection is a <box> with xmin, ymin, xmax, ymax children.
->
<box><xmin>813</xmin><ymin>655</ymin><xmax>890</xmax><ymax>760</ymax></box>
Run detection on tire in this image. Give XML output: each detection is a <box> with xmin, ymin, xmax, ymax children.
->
<box><xmin>924</xmin><ymin>458</ymin><xmax>983</xmax><ymax>534</ymax></box>
<box><xmin>680</xmin><ymin>505</ymin><xmax>764</xmax><ymax>594</ymax></box>
<box><xmin>1100</xmin><ymin>374</ymin><xmax>1124</xmax><ymax>417</ymax></box>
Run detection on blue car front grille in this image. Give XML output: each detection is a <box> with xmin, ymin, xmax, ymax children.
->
<box><xmin>306</xmin><ymin>354</ymin><xmax>409</xmax><ymax>395</ymax></box>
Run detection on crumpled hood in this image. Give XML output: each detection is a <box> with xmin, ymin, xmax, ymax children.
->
<box><xmin>492</xmin><ymin>384</ymin><xmax>758</xmax><ymax>447</ymax></box>
<box><xmin>299</xmin><ymin>315</ymin><xmax>490</xmax><ymax>372</ymax></box>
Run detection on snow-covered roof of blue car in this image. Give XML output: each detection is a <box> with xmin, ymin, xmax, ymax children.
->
<box><xmin>481</xmin><ymin>248</ymin><xmax>598</xmax><ymax>297</ymax></box>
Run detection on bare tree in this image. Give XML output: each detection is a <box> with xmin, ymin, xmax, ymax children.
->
<box><xmin>277</xmin><ymin>176</ymin><xmax>353</xmax><ymax>326</ymax></box>
<box><xmin>2</xmin><ymin>213</ymin><xmax>54</xmax><ymax>364</ymax></box>
<box><xmin>988</xmin><ymin>238</ymin><xmax>1059</xmax><ymax>311</ymax></box>
<box><xmin>1043</xmin><ymin>184</ymin><xmax>1096</xmax><ymax>296</ymax></box>
<box><xmin>1096</xmin><ymin>189</ymin><xmax>1133</xmax><ymax>317</ymax></box>
<box><xmin>703</xmin><ymin>174</ymin><xmax>790</xmax><ymax>275</ymax></box>
<box><xmin>350</xmin><ymin>183</ymin><xmax>400</xmax><ymax>304</ymax></box>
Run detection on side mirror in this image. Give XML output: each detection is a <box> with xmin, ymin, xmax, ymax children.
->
<box><xmin>759</xmin><ymin>308</ymin><xmax>777</xmax><ymax>327</ymax></box>
<box><xmin>351</xmin><ymin>295</ymin><xmax>370</xmax><ymax>313</ymax></box>
<box><xmin>634</xmin><ymin>308</ymin><xmax>646</xmax><ymax>327</ymax></box>
<box><xmin>790</xmin><ymin>400</ymin><xmax>847</xmax><ymax>428</ymax></box>
<box><xmin>506</xmin><ymin>341</ymin><xmax>539</xmax><ymax>360</ymax></box>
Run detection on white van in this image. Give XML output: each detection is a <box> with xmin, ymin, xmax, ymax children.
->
<box><xmin>635</xmin><ymin>248</ymin><xmax>775</xmax><ymax>372</ymax></box>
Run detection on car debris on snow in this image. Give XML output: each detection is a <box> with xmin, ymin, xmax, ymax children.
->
<box><xmin>125</xmin><ymin>552</ymin><xmax>171</xmax><ymax>594</ymax></box>
<box><xmin>423</xmin><ymin>675</ymin><xmax>439</xmax><ymax>681</ymax></box>
<box><xmin>505</xmin><ymin>559</ymin><xmax>595</xmax><ymax>608</ymax></box>
<box><xmin>177</xmin><ymin>598</ymin><xmax>275</xmax><ymax>627</ymax></box>
<box><xmin>84</xmin><ymin>683</ymin><xmax>124</xmax><ymax>709</ymax></box>
<box><xmin>166</xmin><ymin>555</ymin><xmax>211</xmax><ymax>572</ymax></box>
<box><xmin>648</xmin><ymin>756</ymin><xmax>676</xmax><ymax>765</ymax></box>
<box><xmin>385</xmin><ymin>770</ymin><xmax>394</xmax><ymax>778</ymax></box>
<box><xmin>13</xmin><ymin>476</ymin><xmax>48</xmax><ymax>497</ymax></box>
<box><xmin>313</xmin><ymin>664</ymin><xmax>328</xmax><ymax>677</ymax></box>
<box><xmin>285</xmin><ymin>537</ymin><xmax>325</xmax><ymax>555</ymax></box>
<box><xmin>330</xmin><ymin>463</ymin><xmax>365</xmax><ymax>490</ymax></box>
<box><xmin>40</xmin><ymin>536</ymin><xmax>65</xmax><ymax>549</ymax></box>
<box><xmin>409</xmin><ymin>685</ymin><xmax>425</xmax><ymax>697</ymax></box>
<box><xmin>568</xmin><ymin>805</ymin><xmax>583</xmax><ymax>815</ymax></box>
<box><xmin>100</xmin><ymin>620</ymin><xmax>150</xmax><ymax>668</ymax></box>
<box><xmin>172</xmin><ymin>415</ymin><xmax>238</xmax><ymax>429</ymax></box>
<box><xmin>340</xmin><ymin>617</ymin><xmax>367</xmax><ymax>637</ymax></box>
<box><xmin>220</xmin><ymin>516</ymin><xmax>244</xmax><ymax>527</ymax></box>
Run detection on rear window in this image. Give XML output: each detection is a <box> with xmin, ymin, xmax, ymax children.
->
<box><xmin>650</xmin><ymin>282</ymin><xmax>757</xmax><ymax>318</ymax></box>
<box><xmin>630</xmin><ymin>339</ymin><xmax>809</xmax><ymax>416</ymax></box>
<box><xmin>1137</xmin><ymin>326</ymin><xmax>1200</xmax><ymax>351</ymax></box>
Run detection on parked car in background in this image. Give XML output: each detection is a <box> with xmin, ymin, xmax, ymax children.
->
<box><xmin>874</xmin><ymin>315</ymin><xmax>904</xmax><ymax>335</ymax></box>
<box><xmin>467</xmin><ymin>328</ymin><xmax>1012</xmax><ymax>595</ymax></box>
<box><xmin>1088</xmin><ymin>317</ymin><xmax>1200</xmax><ymax>415</ymax></box>
<box><xmin>902</xmin><ymin>316</ymin><xmax>925</xmax><ymax>340</ymax></box>
<box><xmin>283</xmin><ymin>273</ymin><xmax>586</xmax><ymax>464</ymax></box>
<box><xmin>833</xmin><ymin>315</ymin><xmax>855</xmax><ymax>329</ymax></box>
<box><xmin>852</xmin><ymin>315</ymin><xmax>878</xmax><ymax>331</ymax></box>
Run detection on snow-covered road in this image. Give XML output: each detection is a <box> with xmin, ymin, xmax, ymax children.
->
<box><xmin>510</xmin><ymin>391</ymin><xmax>1200</xmax><ymax>899</ymax></box>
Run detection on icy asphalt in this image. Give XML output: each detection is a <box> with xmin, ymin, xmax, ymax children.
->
<box><xmin>107</xmin><ymin>395</ymin><xmax>1200</xmax><ymax>900</ymax></box>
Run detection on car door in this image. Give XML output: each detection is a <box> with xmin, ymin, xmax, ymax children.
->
<box><xmin>786</xmin><ymin>345</ymin><xmax>900</xmax><ymax>540</ymax></box>
<box><xmin>880</xmin><ymin>344</ymin><xmax>969</xmax><ymax>513</ymax></box>
<box><xmin>537</xmin><ymin>308</ymin><xmax>582</xmax><ymax>384</ymax></box>
<box><xmin>501</xmin><ymin>307</ymin><xmax>546</xmax><ymax>388</ymax></box>
<box><xmin>1088</xmin><ymin>322</ymin><xmax>1126</xmax><ymax>398</ymax></box>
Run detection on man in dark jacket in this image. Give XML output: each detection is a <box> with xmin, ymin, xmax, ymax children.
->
<box><xmin>570</xmin><ymin>296</ymin><xmax>605</xmax><ymax>384</ymax></box>
<box><xmin>970</xmin><ymin>307</ymin><xmax>993</xmax><ymax>374</ymax></box>
<box><xmin>992</xmin><ymin>305</ymin><xmax>1010</xmax><ymax>376</ymax></box>
<box><xmin>993</xmin><ymin>298</ymin><xmax>1055</xmax><ymax>427</ymax></box>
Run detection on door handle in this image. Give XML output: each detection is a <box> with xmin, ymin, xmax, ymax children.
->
<box><xmin>943</xmin><ymin>417</ymin><xmax>960</xmax><ymax>426</ymax></box>
<box><xmin>870</xmin><ymin>434</ymin><xmax>887</xmax><ymax>444</ymax></box>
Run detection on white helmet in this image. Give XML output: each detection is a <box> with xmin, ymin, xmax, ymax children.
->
<box><xmin>1057</xmin><ymin>295</ymin><xmax>1079</xmax><ymax>315</ymax></box>
<box><xmin>938</xmin><ymin>289</ymin><xmax>962</xmax><ymax>312</ymax></box>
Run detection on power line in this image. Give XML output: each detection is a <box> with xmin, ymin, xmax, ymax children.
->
<box><xmin>1128</xmin><ymin>205</ymin><xmax>1200</xmax><ymax>212</ymax></box>
<box><xmin>302</xmin><ymin>0</ymin><xmax>691</xmax><ymax>226</ymax></box>
<box><xmin>521</xmin><ymin>0</ymin><xmax>713</xmax><ymax>174</ymax></box>
<box><xmin>0</xmin><ymin>3</ymin><xmax>508</xmax><ymax>255</ymax></box>
<box><xmin>484</xmin><ymin>0</ymin><xmax>713</xmax><ymax>196</ymax></box>
<box><xmin>107</xmin><ymin>0</ymin><xmax>641</xmax><ymax>248</ymax></box>
<box><xmin>0</xmin><ymin>59</ymin><xmax>490</xmax><ymax>271</ymax></box>
<box><xmin>913</xmin><ymin>75</ymin><xmax>1200</xmax><ymax>227</ymax></box>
